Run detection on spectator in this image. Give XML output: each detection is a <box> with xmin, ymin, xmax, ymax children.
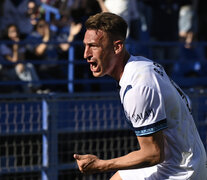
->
<box><xmin>56</xmin><ymin>21</ymin><xmax>82</xmax><ymax>60</ymax></box>
<box><xmin>68</xmin><ymin>6</ymin><xmax>93</xmax><ymax>92</ymax></box>
<box><xmin>0</xmin><ymin>24</ymin><xmax>40</xmax><ymax>93</ymax></box>
<box><xmin>96</xmin><ymin>0</ymin><xmax>140</xmax><ymax>40</ymax></box>
<box><xmin>142</xmin><ymin>0</ymin><xmax>180</xmax><ymax>75</ymax></box>
<box><xmin>26</xmin><ymin>18</ymin><xmax>69</xmax><ymax>91</ymax></box>
<box><xmin>178</xmin><ymin>0</ymin><xmax>204</xmax><ymax>61</ymax></box>
<box><xmin>27</xmin><ymin>0</ymin><xmax>43</xmax><ymax>27</ymax></box>
<box><xmin>174</xmin><ymin>0</ymin><xmax>207</xmax><ymax>80</ymax></box>
<box><xmin>0</xmin><ymin>0</ymin><xmax>41</xmax><ymax>37</ymax></box>
<box><xmin>26</xmin><ymin>19</ymin><xmax>58</xmax><ymax>79</ymax></box>
<box><xmin>56</xmin><ymin>1</ymin><xmax>101</xmax><ymax>92</ymax></box>
<box><xmin>178</xmin><ymin>0</ymin><xmax>197</xmax><ymax>49</ymax></box>
<box><xmin>56</xmin><ymin>20</ymin><xmax>83</xmax><ymax>92</ymax></box>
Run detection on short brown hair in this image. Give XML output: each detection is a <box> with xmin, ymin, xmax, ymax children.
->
<box><xmin>85</xmin><ymin>12</ymin><xmax>128</xmax><ymax>41</ymax></box>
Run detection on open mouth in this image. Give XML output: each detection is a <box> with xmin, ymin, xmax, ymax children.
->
<box><xmin>91</xmin><ymin>61</ymin><xmax>97</xmax><ymax>67</ymax></box>
<box><xmin>89</xmin><ymin>61</ymin><xmax>100</xmax><ymax>72</ymax></box>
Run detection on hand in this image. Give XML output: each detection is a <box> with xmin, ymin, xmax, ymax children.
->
<box><xmin>73</xmin><ymin>154</ymin><xmax>101</xmax><ymax>173</ymax></box>
<box><xmin>59</xmin><ymin>43</ymin><xmax>69</xmax><ymax>51</ymax></box>
<box><xmin>67</xmin><ymin>22</ymin><xmax>82</xmax><ymax>42</ymax></box>
<box><xmin>70</xmin><ymin>23</ymin><xmax>82</xmax><ymax>36</ymax></box>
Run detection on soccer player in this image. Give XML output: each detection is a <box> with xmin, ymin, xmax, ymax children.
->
<box><xmin>73</xmin><ymin>12</ymin><xmax>207</xmax><ymax>180</ymax></box>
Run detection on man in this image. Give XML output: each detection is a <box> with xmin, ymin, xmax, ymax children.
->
<box><xmin>73</xmin><ymin>12</ymin><xmax>207</xmax><ymax>180</ymax></box>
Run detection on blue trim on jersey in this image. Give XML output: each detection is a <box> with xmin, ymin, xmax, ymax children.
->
<box><xmin>134</xmin><ymin>119</ymin><xmax>167</xmax><ymax>136</ymax></box>
<box><xmin>123</xmin><ymin>85</ymin><xmax>132</xmax><ymax>102</ymax></box>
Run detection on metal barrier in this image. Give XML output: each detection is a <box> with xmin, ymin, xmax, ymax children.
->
<box><xmin>0</xmin><ymin>40</ymin><xmax>207</xmax><ymax>93</ymax></box>
<box><xmin>0</xmin><ymin>39</ymin><xmax>118</xmax><ymax>94</ymax></box>
<box><xmin>0</xmin><ymin>90</ymin><xmax>206</xmax><ymax>180</ymax></box>
<box><xmin>41</xmin><ymin>3</ymin><xmax>61</xmax><ymax>22</ymax></box>
<box><xmin>0</xmin><ymin>5</ymin><xmax>207</xmax><ymax>179</ymax></box>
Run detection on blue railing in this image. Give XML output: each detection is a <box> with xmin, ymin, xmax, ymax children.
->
<box><xmin>41</xmin><ymin>3</ymin><xmax>61</xmax><ymax>22</ymax></box>
<box><xmin>0</xmin><ymin>90</ymin><xmax>206</xmax><ymax>180</ymax></box>
<box><xmin>1</xmin><ymin>3</ymin><xmax>206</xmax><ymax>180</ymax></box>
<box><xmin>0</xmin><ymin>40</ymin><xmax>207</xmax><ymax>93</ymax></box>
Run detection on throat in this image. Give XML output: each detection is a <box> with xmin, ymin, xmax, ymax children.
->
<box><xmin>113</xmin><ymin>52</ymin><xmax>130</xmax><ymax>81</ymax></box>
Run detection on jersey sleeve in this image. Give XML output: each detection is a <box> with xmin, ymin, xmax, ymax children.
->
<box><xmin>123</xmin><ymin>85</ymin><xmax>167</xmax><ymax>136</ymax></box>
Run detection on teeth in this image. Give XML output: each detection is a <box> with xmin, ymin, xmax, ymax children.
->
<box><xmin>91</xmin><ymin>62</ymin><xmax>97</xmax><ymax>67</ymax></box>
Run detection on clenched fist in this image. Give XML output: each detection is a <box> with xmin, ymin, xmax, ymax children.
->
<box><xmin>73</xmin><ymin>154</ymin><xmax>104</xmax><ymax>173</ymax></box>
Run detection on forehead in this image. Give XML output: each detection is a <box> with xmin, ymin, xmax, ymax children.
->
<box><xmin>84</xmin><ymin>29</ymin><xmax>108</xmax><ymax>44</ymax></box>
<box><xmin>8</xmin><ymin>26</ymin><xmax>16</xmax><ymax>32</ymax></box>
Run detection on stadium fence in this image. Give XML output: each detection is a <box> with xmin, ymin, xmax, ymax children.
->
<box><xmin>0</xmin><ymin>90</ymin><xmax>206</xmax><ymax>180</ymax></box>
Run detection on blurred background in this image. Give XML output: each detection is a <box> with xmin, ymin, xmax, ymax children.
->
<box><xmin>0</xmin><ymin>0</ymin><xmax>206</xmax><ymax>179</ymax></box>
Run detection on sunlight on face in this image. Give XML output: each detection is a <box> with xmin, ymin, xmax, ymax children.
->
<box><xmin>83</xmin><ymin>29</ymin><xmax>115</xmax><ymax>77</ymax></box>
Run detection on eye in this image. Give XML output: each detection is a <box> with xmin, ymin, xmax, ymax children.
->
<box><xmin>89</xmin><ymin>44</ymin><xmax>95</xmax><ymax>47</ymax></box>
<box><xmin>91</xmin><ymin>44</ymin><xmax>100</xmax><ymax>49</ymax></box>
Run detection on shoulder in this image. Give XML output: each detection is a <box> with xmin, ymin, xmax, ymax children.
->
<box><xmin>119</xmin><ymin>56</ymin><xmax>170</xmax><ymax>102</ymax></box>
<box><xmin>120</xmin><ymin>56</ymin><xmax>157</xmax><ymax>89</ymax></box>
<box><xmin>122</xmin><ymin>55</ymin><xmax>170</xmax><ymax>86</ymax></box>
<box><xmin>125</xmin><ymin>55</ymin><xmax>154</xmax><ymax>74</ymax></box>
<box><xmin>0</xmin><ymin>44</ymin><xmax>12</xmax><ymax>55</ymax></box>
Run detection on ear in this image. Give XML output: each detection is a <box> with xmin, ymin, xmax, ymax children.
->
<box><xmin>113</xmin><ymin>40</ymin><xmax>124</xmax><ymax>54</ymax></box>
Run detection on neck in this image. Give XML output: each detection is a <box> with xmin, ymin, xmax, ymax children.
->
<box><xmin>111</xmin><ymin>50</ymin><xmax>130</xmax><ymax>82</ymax></box>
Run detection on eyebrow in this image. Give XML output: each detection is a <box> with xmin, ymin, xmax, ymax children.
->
<box><xmin>83</xmin><ymin>39</ymin><xmax>98</xmax><ymax>45</ymax></box>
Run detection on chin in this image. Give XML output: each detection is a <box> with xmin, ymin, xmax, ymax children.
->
<box><xmin>92</xmin><ymin>71</ymin><xmax>104</xmax><ymax>78</ymax></box>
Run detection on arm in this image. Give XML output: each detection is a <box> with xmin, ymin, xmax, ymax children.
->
<box><xmin>35</xmin><ymin>24</ymin><xmax>50</xmax><ymax>56</ymax></box>
<box><xmin>5</xmin><ymin>40</ymin><xmax>25</xmax><ymax>73</ymax></box>
<box><xmin>59</xmin><ymin>22</ymin><xmax>82</xmax><ymax>51</ymax></box>
<box><xmin>5</xmin><ymin>39</ymin><xmax>19</xmax><ymax>63</ymax></box>
<box><xmin>74</xmin><ymin>130</ymin><xmax>165</xmax><ymax>173</ymax></box>
<box><xmin>96</xmin><ymin>0</ymin><xmax>110</xmax><ymax>12</ymax></box>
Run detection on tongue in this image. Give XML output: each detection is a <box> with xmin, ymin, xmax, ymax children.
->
<box><xmin>90</xmin><ymin>62</ymin><xmax>99</xmax><ymax>72</ymax></box>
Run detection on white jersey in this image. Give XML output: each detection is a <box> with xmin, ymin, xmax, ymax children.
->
<box><xmin>119</xmin><ymin>55</ymin><xmax>207</xmax><ymax>179</ymax></box>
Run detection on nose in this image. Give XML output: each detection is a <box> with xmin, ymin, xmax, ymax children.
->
<box><xmin>84</xmin><ymin>45</ymin><xmax>92</xmax><ymax>60</ymax></box>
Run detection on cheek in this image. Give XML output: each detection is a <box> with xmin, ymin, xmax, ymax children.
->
<box><xmin>8</xmin><ymin>32</ymin><xmax>14</xmax><ymax>37</ymax></box>
<box><xmin>95</xmin><ymin>46</ymin><xmax>114</xmax><ymax>69</ymax></box>
<box><xmin>101</xmin><ymin>52</ymin><xmax>113</xmax><ymax>70</ymax></box>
